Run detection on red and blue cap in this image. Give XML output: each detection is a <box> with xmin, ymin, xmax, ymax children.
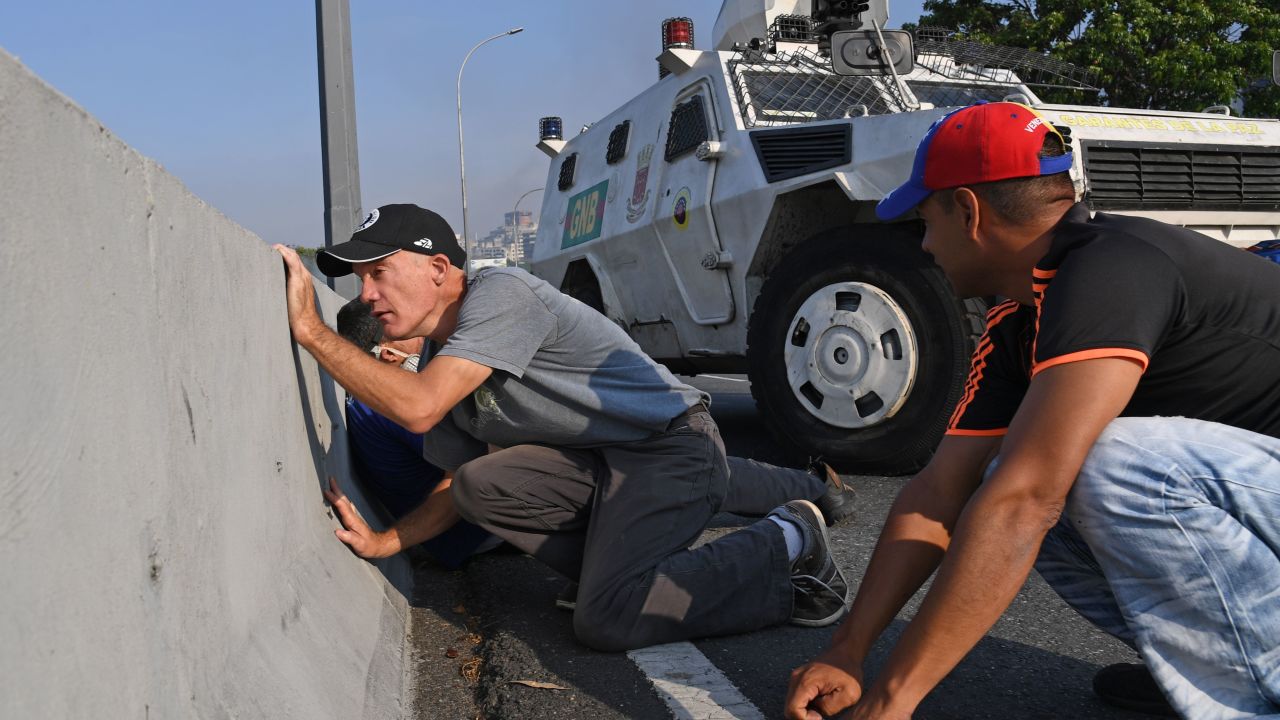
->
<box><xmin>875</xmin><ymin>101</ymin><xmax>1073</xmax><ymax>221</ymax></box>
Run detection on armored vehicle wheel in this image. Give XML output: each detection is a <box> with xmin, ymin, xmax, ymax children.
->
<box><xmin>746</xmin><ymin>224</ymin><xmax>985</xmax><ymax>475</ymax></box>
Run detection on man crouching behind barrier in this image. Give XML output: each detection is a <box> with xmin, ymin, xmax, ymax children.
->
<box><xmin>272</xmin><ymin>203</ymin><xmax>856</xmax><ymax>651</ymax></box>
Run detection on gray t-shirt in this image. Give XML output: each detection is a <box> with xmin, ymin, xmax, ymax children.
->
<box><xmin>421</xmin><ymin>267</ymin><xmax>706</xmax><ymax>470</ymax></box>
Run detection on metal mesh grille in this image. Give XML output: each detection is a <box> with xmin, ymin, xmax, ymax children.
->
<box><xmin>1082</xmin><ymin>141</ymin><xmax>1280</xmax><ymax>210</ymax></box>
<box><xmin>665</xmin><ymin>96</ymin><xmax>710</xmax><ymax>161</ymax></box>
<box><xmin>914</xmin><ymin>28</ymin><xmax>1099</xmax><ymax>93</ymax></box>
<box><xmin>750</xmin><ymin>124</ymin><xmax>852</xmax><ymax>182</ymax></box>
<box><xmin>606</xmin><ymin>120</ymin><xmax>631</xmax><ymax>165</ymax></box>
<box><xmin>728</xmin><ymin>46</ymin><xmax>910</xmax><ymax>128</ymax></box>
<box><xmin>769</xmin><ymin>14</ymin><xmax>818</xmax><ymax>43</ymax></box>
<box><xmin>557</xmin><ymin>153</ymin><xmax>577</xmax><ymax>192</ymax></box>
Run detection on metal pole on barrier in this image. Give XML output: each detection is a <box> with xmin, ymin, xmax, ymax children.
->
<box><xmin>315</xmin><ymin>0</ymin><xmax>362</xmax><ymax>298</ymax></box>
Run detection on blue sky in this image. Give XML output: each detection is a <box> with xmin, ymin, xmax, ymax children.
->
<box><xmin>0</xmin><ymin>1</ymin><xmax>920</xmax><ymax>248</ymax></box>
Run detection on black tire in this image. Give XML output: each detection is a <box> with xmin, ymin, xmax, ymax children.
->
<box><xmin>746</xmin><ymin>223</ymin><xmax>985</xmax><ymax>476</ymax></box>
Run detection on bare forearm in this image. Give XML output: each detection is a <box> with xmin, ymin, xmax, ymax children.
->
<box><xmin>826</xmin><ymin>478</ymin><xmax>962</xmax><ymax>663</ymax></box>
<box><xmin>383</xmin><ymin>478</ymin><xmax>461</xmax><ymax>555</ymax></box>
<box><xmin>297</xmin><ymin>321</ymin><xmax>440</xmax><ymax>430</ymax></box>
<box><xmin>785</xmin><ymin>437</ymin><xmax>997</xmax><ymax>720</ymax></box>
<box><xmin>864</xmin><ymin>491</ymin><xmax>1055</xmax><ymax>713</ymax></box>
<box><xmin>860</xmin><ymin>361</ymin><xmax>1143</xmax><ymax>713</ymax></box>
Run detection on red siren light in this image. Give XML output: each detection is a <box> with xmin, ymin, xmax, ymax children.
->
<box><xmin>659</xmin><ymin>17</ymin><xmax>695</xmax><ymax>78</ymax></box>
<box><xmin>662</xmin><ymin>17</ymin><xmax>695</xmax><ymax>50</ymax></box>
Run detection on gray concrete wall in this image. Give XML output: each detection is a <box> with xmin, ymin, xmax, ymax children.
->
<box><xmin>0</xmin><ymin>49</ymin><xmax>413</xmax><ymax>718</ymax></box>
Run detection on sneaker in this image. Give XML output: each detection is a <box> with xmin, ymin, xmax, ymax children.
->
<box><xmin>769</xmin><ymin>500</ymin><xmax>851</xmax><ymax>627</ymax></box>
<box><xmin>554</xmin><ymin>581</ymin><xmax>578</xmax><ymax>612</ymax></box>
<box><xmin>809</xmin><ymin>459</ymin><xmax>855</xmax><ymax>527</ymax></box>
<box><xmin>1092</xmin><ymin>663</ymin><xmax>1177</xmax><ymax>717</ymax></box>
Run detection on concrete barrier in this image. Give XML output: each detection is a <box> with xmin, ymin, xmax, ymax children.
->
<box><xmin>0</xmin><ymin>49</ymin><xmax>413</xmax><ymax>718</ymax></box>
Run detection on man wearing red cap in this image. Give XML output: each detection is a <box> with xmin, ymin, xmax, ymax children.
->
<box><xmin>786</xmin><ymin>102</ymin><xmax>1280</xmax><ymax>719</ymax></box>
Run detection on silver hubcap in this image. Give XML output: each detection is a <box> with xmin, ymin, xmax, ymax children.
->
<box><xmin>783</xmin><ymin>281</ymin><xmax>918</xmax><ymax>429</ymax></box>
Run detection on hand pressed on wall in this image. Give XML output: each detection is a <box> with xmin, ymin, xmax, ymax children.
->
<box><xmin>323</xmin><ymin>477</ymin><xmax>397</xmax><ymax>559</ymax></box>
<box><xmin>272</xmin><ymin>244</ymin><xmax>325</xmax><ymax>347</ymax></box>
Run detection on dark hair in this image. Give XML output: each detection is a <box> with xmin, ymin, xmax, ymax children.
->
<box><xmin>336</xmin><ymin>298</ymin><xmax>383</xmax><ymax>351</ymax></box>
<box><xmin>952</xmin><ymin>133</ymin><xmax>1075</xmax><ymax>224</ymax></box>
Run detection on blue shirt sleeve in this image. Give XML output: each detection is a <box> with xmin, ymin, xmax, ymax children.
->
<box><xmin>346</xmin><ymin>396</ymin><xmax>439</xmax><ymax>518</ymax></box>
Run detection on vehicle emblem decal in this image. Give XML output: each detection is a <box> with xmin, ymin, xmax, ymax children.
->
<box><xmin>672</xmin><ymin>186</ymin><xmax>691</xmax><ymax>230</ymax></box>
<box><xmin>625</xmin><ymin>144</ymin><xmax>654</xmax><ymax>223</ymax></box>
<box><xmin>562</xmin><ymin>180</ymin><xmax>610</xmax><ymax>249</ymax></box>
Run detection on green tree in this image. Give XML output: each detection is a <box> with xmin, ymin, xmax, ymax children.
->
<box><xmin>914</xmin><ymin>0</ymin><xmax>1280</xmax><ymax>118</ymax></box>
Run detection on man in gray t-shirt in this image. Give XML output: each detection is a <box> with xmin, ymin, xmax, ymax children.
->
<box><xmin>274</xmin><ymin>204</ymin><xmax>855</xmax><ymax>651</ymax></box>
<box><xmin>432</xmin><ymin>263</ymin><xmax>704</xmax><ymax>451</ymax></box>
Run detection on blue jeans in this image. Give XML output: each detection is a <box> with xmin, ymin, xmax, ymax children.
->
<box><xmin>1033</xmin><ymin>417</ymin><xmax>1280</xmax><ymax>719</ymax></box>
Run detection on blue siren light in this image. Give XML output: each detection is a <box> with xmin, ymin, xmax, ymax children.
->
<box><xmin>539</xmin><ymin>116</ymin><xmax>564</xmax><ymax>141</ymax></box>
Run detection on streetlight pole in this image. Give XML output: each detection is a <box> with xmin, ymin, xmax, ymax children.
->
<box><xmin>512</xmin><ymin>186</ymin><xmax>542</xmax><ymax>264</ymax></box>
<box><xmin>457</xmin><ymin>27</ymin><xmax>523</xmax><ymax>272</ymax></box>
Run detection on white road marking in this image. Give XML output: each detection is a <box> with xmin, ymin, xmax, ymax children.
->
<box><xmin>700</xmin><ymin>374</ymin><xmax>749</xmax><ymax>383</ymax></box>
<box><xmin>627</xmin><ymin>641</ymin><xmax>765</xmax><ymax>720</ymax></box>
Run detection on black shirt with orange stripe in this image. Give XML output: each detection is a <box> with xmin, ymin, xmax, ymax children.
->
<box><xmin>947</xmin><ymin>203</ymin><xmax>1280</xmax><ymax>440</ymax></box>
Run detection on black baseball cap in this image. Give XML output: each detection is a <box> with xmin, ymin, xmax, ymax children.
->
<box><xmin>317</xmin><ymin>204</ymin><xmax>466</xmax><ymax>277</ymax></box>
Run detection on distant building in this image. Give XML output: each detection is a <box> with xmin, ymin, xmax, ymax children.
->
<box><xmin>502</xmin><ymin>210</ymin><xmax>537</xmax><ymax>265</ymax></box>
<box><xmin>470</xmin><ymin>242</ymin><xmax>508</xmax><ymax>270</ymax></box>
<box><xmin>471</xmin><ymin>211</ymin><xmax>539</xmax><ymax>268</ymax></box>
<box><xmin>504</xmin><ymin>210</ymin><xmax>533</xmax><ymax>227</ymax></box>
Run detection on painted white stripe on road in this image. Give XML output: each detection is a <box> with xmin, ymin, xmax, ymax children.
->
<box><xmin>627</xmin><ymin>641</ymin><xmax>765</xmax><ymax>720</ymax></box>
<box><xmin>700</xmin><ymin>374</ymin><xmax>749</xmax><ymax>383</ymax></box>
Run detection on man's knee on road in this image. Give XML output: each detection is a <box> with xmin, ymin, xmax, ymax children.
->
<box><xmin>572</xmin><ymin>597</ymin><xmax>644</xmax><ymax>652</ymax></box>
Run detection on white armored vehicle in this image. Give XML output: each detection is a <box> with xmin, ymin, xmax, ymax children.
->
<box><xmin>529</xmin><ymin>0</ymin><xmax>1280</xmax><ymax>473</ymax></box>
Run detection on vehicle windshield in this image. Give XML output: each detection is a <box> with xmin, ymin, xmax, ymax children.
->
<box><xmin>906</xmin><ymin>81</ymin><xmax>1026</xmax><ymax>108</ymax></box>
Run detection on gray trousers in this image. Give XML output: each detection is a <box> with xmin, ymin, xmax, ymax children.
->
<box><xmin>450</xmin><ymin>408</ymin><xmax>826</xmax><ymax>651</ymax></box>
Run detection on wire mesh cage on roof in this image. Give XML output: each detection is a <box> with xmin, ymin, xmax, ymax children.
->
<box><xmin>913</xmin><ymin>27</ymin><xmax>1100</xmax><ymax>94</ymax></box>
<box><xmin>769</xmin><ymin>14</ymin><xmax>819</xmax><ymax>43</ymax></box>
<box><xmin>728</xmin><ymin>45</ymin><xmax>912</xmax><ymax>128</ymax></box>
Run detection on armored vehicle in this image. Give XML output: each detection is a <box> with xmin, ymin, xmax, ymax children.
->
<box><xmin>529</xmin><ymin>0</ymin><xmax>1280</xmax><ymax>473</ymax></box>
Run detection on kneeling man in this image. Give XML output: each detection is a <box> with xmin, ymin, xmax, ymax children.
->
<box><xmin>274</xmin><ymin>204</ymin><xmax>854</xmax><ymax>651</ymax></box>
<box><xmin>787</xmin><ymin>103</ymin><xmax>1280</xmax><ymax>719</ymax></box>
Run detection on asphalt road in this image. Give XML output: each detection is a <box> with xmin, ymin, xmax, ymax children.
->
<box><xmin>408</xmin><ymin>375</ymin><xmax>1149</xmax><ymax>720</ymax></box>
